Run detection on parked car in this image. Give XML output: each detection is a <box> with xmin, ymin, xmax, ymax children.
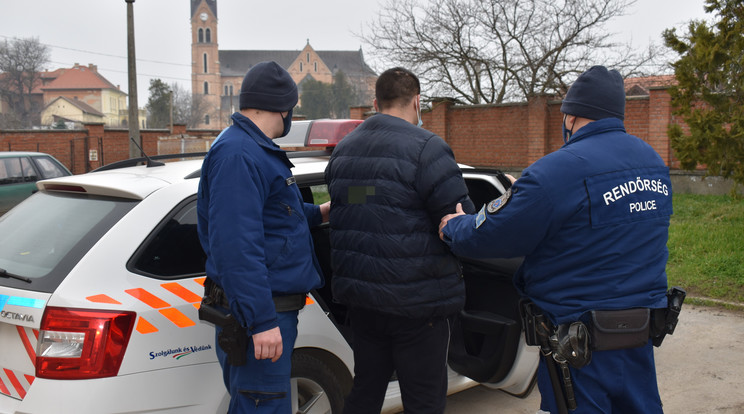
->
<box><xmin>0</xmin><ymin>120</ymin><xmax>538</xmax><ymax>413</ymax></box>
<box><xmin>0</xmin><ymin>152</ymin><xmax>71</xmax><ymax>215</ymax></box>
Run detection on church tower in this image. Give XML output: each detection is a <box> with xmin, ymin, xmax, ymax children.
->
<box><xmin>191</xmin><ymin>0</ymin><xmax>220</xmax><ymax>128</ymax></box>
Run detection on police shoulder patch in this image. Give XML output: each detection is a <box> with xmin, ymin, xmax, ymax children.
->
<box><xmin>486</xmin><ymin>188</ymin><xmax>512</xmax><ymax>214</ymax></box>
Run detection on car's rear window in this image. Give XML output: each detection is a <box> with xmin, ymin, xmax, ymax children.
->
<box><xmin>0</xmin><ymin>191</ymin><xmax>136</xmax><ymax>292</ymax></box>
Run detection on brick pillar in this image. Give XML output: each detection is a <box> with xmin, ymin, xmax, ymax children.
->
<box><xmin>526</xmin><ymin>94</ymin><xmax>550</xmax><ymax>165</ymax></box>
<box><xmin>648</xmin><ymin>87</ymin><xmax>672</xmax><ymax>166</ymax></box>
<box><xmin>350</xmin><ymin>105</ymin><xmax>374</xmax><ymax>120</ymax></box>
<box><xmin>171</xmin><ymin>123</ymin><xmax>187</xmax><ymax>135</ymax></box>
<box><xmin>426</xmin><ymin>98</ymin><xmax>455</xmax><ymax>143</ymax></box>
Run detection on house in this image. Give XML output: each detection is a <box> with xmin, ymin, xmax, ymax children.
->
<box><xmin>41</xmin><ymin>96</ymin><xmax>105</xmax><ymax>127</ymax></box>
<box><xmin>38</xmin><ymin>63</ymin><xmax>129</xmax><ymax>128</ymax></box>
<box><xmin>190</xmin><ymin>0</ymin><xmax>378</xmax><ymax>129</ymax></box>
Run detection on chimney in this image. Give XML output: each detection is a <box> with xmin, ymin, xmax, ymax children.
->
<box><xmin>88</xmin><ymin>64</ymin><xmax>98</xmax><ymax>72</ymax></box>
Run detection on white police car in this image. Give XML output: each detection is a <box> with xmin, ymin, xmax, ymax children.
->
<box><xmin>0</xmin><ymin>120</ymin><xmax>538</xmax><ymax>413</ymax></box>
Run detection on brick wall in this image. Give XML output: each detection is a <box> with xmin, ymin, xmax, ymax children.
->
<box><xmin>1</xmin><ymin>86</ymin><xmax>692</xmax><ymax>175</ymax></box>
<box><xmin>0</xmin><ymin>123</ymin><xmax>220</xmax><ymax>174</ymax></box>
<box><xmin>418</xmin><ymin>86</ymin><xmax>688</xmax><ymax>171</ymax></box>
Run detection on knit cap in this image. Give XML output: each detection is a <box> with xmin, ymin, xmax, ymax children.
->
<box><xmin>239</xmin><ymin>61</ymin><xmax>298</xmax><ymax>112</ymax></box>
<box><xmin>560</xmin><ymin>66</ymin><xmax>625</xmax><ymax>120</ymax></box>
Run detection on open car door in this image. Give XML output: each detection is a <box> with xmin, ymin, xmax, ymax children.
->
<box><xmin>448</xmin><ymin>170</ymin><xmax>539</xmax><ymax>396</ymax></box>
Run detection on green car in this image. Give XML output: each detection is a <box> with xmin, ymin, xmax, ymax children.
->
<box><xmin>0</xmin><ymin>152</ymin><xmax>72</xmax><ymax>215</ymax></box>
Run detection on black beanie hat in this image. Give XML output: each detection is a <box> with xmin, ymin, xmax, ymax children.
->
<box><xmin>560</xmin><ymin>65</ymin><xmax>625</xmax><ymax>121</ymax></box>
<box><xmin>239</xmin><ymin>61</ymin><xmax>298</xmax><ymax>112</ymax></box>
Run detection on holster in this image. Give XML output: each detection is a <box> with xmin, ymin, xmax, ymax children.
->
<box><xmin>199</xmin><ymin>278</ymin><xmax>248</xmax><ymax>366</ymax></box>
<box><xmin>651</xmin><ymin>286</ymin><xmax>686</xmax><ymax>347</ymax></box>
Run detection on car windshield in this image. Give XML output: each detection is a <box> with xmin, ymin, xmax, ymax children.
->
<box><xmin>0</xmin><ymin>191</ymin><xmax>136</xmax><ymax>291</ymax></box>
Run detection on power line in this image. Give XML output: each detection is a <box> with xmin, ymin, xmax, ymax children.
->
<box><xmin>0</xmin><ymin>34</ymin><xmax>190</xmax><ymax>68</ymax></box>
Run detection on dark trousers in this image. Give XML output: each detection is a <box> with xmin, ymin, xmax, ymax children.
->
<box><xmin>537</xmin><ymin>340</ymin><xmax>663</xmax><ymax>413</ymax></box>
<box><xmin>342</xmin><ymin>307</ymin><xmax>451</xmax><ymax>414</ymax></box>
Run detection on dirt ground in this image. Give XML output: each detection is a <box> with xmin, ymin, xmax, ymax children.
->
<box><xmin>444</xmin><ymin>304</ymin><xmax>744</xmax><ymax>413</ymax></box>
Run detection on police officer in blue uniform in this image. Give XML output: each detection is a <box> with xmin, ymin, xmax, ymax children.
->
<box><xmin>197</xmin><ymin>61</ymin><xmax>327</xmax><ymax>413</ymax></box>
<box><xmin>439</xmin><ymin>66</ymin><xmax>673</xmax><ymax>413</ymax></box>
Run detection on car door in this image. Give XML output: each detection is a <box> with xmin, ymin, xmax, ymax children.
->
<box><xmin>447</xmin><ymin>169</ymin><xmax>539</xmax><ymax>395</ymax></box>
<box><xmin>0</xmin><ymin>156</ymin><xmax>37</xmax><ymax>215</ymax></box>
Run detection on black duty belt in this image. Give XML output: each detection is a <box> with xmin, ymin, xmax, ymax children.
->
<box><xmin>204</xmin><ymin>277</ymin><xmax>306</xmax><ymax>313</ymax></box>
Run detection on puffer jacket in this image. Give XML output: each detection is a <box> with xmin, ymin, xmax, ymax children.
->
<box><xmin>325</xmin><ymin>114</ymin><xmax>474</xmax><ymax>319</ymax></box>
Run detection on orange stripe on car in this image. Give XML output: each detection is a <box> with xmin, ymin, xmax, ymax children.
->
<box><xmin>305</xmin><ymin>296</ymin><xmax>315</xmax><ymax>306</ymax></box>
<box><xmin>86</xmin><ymin>294</ymin><xmax>122</xmax><ymax>305</ymax></box>
<box><xmin>126</xmin><ymin>288</ymin><xmax>170</xmax><ymax>309</ymax></box>
<box><xmin>4</xmin><ymin>369</ymin><xmax>26</xmax><ymax>399</ymax></box>
<box><xmin>16</xmin><ymin>326</ymin><xmax>36</xmax><ymax>367</ymax></box>
<box><xmin>0</xmin><ymin>376</ymin><xmax>10</xmax><ymax>397</ymax></box>
<box><xmin>136</xmin><ymin>317</ymin><xmax>159</xmax><ymax>334</ymax></box>
<box><xmin>194</xmin><ymin>277</ymin><xmax>207</xmax><ymax>286</ymax></box>
<box><xmin>159</xmin><ymin>308</ymin><xmax>196</xmax><ymax>328</ymax></box>
<box><xmin>161</xmin><ymin>282</ymin><xmax>201</xmax><ymax>303</ymax></box>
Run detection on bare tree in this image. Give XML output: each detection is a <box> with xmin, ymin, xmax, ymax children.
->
<box><xmin>361</xmin><ymin>0</ymin><xmax>669</xmax><ymax>104</ymax></box>
<box><xmin>166</xmin><ymin>82</ymin><xmax>211</xmax><ymax>129</ymax></box>
<box><xmin>0</xmin><ymin>37</ymin><xmax>50</xmax><ymax>128</ymax></box>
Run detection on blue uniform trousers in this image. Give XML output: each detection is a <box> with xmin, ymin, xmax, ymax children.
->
<box><xmin>215</xmin><ymin>310</ymin><xmax>299</xmax><ymax>414</ymax></box>
<box><xmin>538</xmin><ymin>340</ymin><xmax>663</xmax><ymax>413</ymax></box>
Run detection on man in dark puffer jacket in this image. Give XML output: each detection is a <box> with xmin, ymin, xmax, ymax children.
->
<box><xmin>325</xmin><ymin>67</ymin><xmax>475</xmax><ymax>414</ymax></box>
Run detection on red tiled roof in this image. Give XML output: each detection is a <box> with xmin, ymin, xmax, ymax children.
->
<box><xmin>624</xmin><ymin>75</ymin><xmax>677</xmax><ymax>94</ymax></box>
<box><xmin>41</xmin><ymin>64</ymin><xmax>120</xmax><ymax>92</ymax></box>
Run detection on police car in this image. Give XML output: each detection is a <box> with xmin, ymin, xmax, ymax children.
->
<box><xmin>0</xmin><ymin>120</ymin><xmax>538</xmax><ymax>413</ymax></box>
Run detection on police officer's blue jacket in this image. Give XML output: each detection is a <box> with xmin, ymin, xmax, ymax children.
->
<box><xmin>325</xmin><ymin>114</ymin><xmax>474</xmax><ymax>319</ymax></box>
<box><xmin>197</xmin><ymin>112</ymin><xmax>323</xmax><ymax>334</ymax></box>
<box><xmin>442</xmin><ymin>118</ymin><xmax>671</xmax><ymax>324</ymax></box>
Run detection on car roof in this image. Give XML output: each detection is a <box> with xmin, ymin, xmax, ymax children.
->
<box><xmin>0</xmin><ymin>151</ymin><xmax>54</xmax><ymax>158</ymax></box>
<box><xmin>36</xmin><ymin>154</ymin><xmax>331</xmax><ymax>201</ymax></box>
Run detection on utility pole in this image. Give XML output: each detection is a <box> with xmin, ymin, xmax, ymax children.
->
<box><xmin>126</xmin><ymin>0</ymin><xmax>141</xmax><ymax>158</ymax></box>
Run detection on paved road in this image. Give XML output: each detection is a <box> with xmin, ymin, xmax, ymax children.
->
<box><xmin>444</xmin><ymin>305</ymin><xmax>744</xmax><ymax>413</ymax></box>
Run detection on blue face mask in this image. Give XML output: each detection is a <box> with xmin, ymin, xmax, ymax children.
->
<box><xmin>279</xmin><ymin>109</ymin><xmax>293</xmax><ymax>137</ymax></box>
<box><xmin>562</xmin><ymin>114</ymin><xmax>574</xmax><ymax>143</ymax></box>
<box><xmin>416</xmin><ymin>100</ymin><xmax>423</xmax><ymax>128</ymax></box>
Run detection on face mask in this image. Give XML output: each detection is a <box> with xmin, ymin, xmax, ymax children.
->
<box><xmin>279</xmin><ymin>109</ymin><xmax>293</xmax><ymax>137</ymax></box>
<box><xmin>416</xmin><ymin>99</ymin><xmax>423</xmax><ymax>128</ymax></box>
<box><xmin>562</xmin><ymin>114</ymin><xmax>574</xmax><ymax>144</ymax></box>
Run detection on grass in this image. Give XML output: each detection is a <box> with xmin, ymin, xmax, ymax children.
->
<box><xmin>667</xmin><ymin>194</ymin><xmax>744</xmax><ymax>306</ymax></box>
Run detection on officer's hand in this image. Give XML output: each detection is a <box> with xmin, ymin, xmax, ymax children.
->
<box><xmin>253</xmin><ymin>326</ymin><xmax>283</xmax><ymax>362</ymax></box>
<box><xmin>319</xmin><ymin>201</ymin><xmax>330</xmax><ymax>223</ymax></box>
<box><xmin>439</xmin><ymin>203</ymin><xmax>465</xmax><ymax>240</ymax></box>
<box><xmin>506</xmin><ymin>174</ymin><xmax>517</xmax><ymax>184</ymax></box>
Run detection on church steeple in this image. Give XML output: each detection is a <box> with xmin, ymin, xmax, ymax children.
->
<box><xmin>191</xmin><ymin>0</ymin><xmax>217</xmax><ymax>19</ymax></box>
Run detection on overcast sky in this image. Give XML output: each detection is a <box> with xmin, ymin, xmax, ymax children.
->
<box><xmin>1</xmin><ymin>0</ymin><xmax>711</xmax><ymax>105</ymax></box>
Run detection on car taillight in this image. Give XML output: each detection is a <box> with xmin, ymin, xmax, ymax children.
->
<box><xmin>36</xmin><ymin>307</ymin><xmax>136</xmax><ymax>380</ymax></box>
<box><xmin>305</xmin><ymin>119</ymin><xmax>363</xmax><ymax>147</ymax></box>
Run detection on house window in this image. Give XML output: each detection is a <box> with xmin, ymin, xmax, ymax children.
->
<box><xmin>224</xmin><ymin>85</ymin><xmax>228</xmax><ymax>96</ymax></box>
<box><xmin>299</xmin><ymin>62</ymin><xmax>303</xmax><ymax>72</ymax></box>
<box><xmin>314</xmin><ymin>62</ymin><xmax>318</xmax><ymax>72</ymax></box>
<box><xmin>198</xmin><ymin>28</ymin><xmax>204</xmax><ymax>43</ymax></box>
<box><xmin>229</xmin><ymin>84</ymin><xmax>234</xmax><ymax>95</ymax></box>
<box><xmin>206</xmin><ymin>28</ymin><xmax>211</xmax><ymax>43</ymax></box>
<box><xmin>203</xmin><ymin>82</ymin><xmax>209</xmax><ymax>95</ymax></box>
<box><xmin>205</xmin><ymin>115</ymin><xmax>210</xmax><ymax>125</ymax></box>
<box><xmin>203</xmin><ymin>53</ymin><xmax>208</xmax><ymax>73</ymax></box>
<box><xmin>307</xmin><ymin>53</ymin><xmax>310</xmax><ymax>62</ymax></box>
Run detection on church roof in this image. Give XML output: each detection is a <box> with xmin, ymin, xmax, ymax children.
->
<box><xmin>219</xmin><ymin>49</ymin><xmax>376</xmax><ymax>78</ymax></box>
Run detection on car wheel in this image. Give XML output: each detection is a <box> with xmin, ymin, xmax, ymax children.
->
<box><xmin>291</xmin><ymin>350</ymin><xmax>350</xmax><ymax>414</ymax></box>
